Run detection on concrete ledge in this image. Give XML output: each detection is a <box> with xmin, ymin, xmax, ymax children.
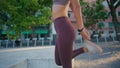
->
<box><xmin>10</xmin><ymin>59</ymin><xmax>28</xmax><ymax>68</ymax></box>
<box><xmin>28</xmin><ymin>58</ymin><xmax>62</xmax><ymax>68</ymax></box>
<box><xmin>28</xmin><ymin>58</ymin><xmax>74</xmax><ymax>68</ymax></box>
<box><xmin>9</xmin><ymin>58</ymin><xmax>74</xmax><ymax>68</ymax></box>
<box><xmin>0</xmin><ymin>46</ymin><xmax>74</xmax><ymax>68</ymax></box>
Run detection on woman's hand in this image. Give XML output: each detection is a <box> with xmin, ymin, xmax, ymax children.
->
<box><xmin>80</xmin><ymin>28</ymin><xmax>90</xmax><ymax>40</ymax></box>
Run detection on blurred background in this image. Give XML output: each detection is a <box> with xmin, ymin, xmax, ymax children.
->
<box><xmin>0</xmin><ymin>0</ymin><xmax>120</xmax><ymax>48</ymax></box>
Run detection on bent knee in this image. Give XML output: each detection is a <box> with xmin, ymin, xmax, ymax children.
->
<box><xmin>55</xmin><ymin>61</ymin><xmax>62</xmax><ymax>66</ymax></box>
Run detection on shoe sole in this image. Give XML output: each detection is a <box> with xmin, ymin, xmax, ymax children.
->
<box><xmin>85</xmin><ymin>40</ymin><xmax>103</xmax><ymax>53</ymax></box>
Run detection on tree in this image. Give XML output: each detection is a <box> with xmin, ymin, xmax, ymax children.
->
<box><xmin>80</xmin><ymin>0</ymin><xmax>108</xmax><ymax>29</ymax></box>
<box><xmin>106</xmin><ymin>0</ymin><xmax>120</xmax><ymax>41</ymax></box>
<box><xmin>38</xmin><ymin>0</ymin><xmax>52</xmax><ymax>8</ymax></box>
<box><xmin>0</xmin><ymin>0</ymin><xmax>52</xmax><ymax>40</ymax></box>
<box><xmin>0</xmin><ymin>0</ymin><xmax>52</xmax><ymax>46</ymax></box>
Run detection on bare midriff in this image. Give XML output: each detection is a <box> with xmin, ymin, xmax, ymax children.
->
<box><xmin>52</xmin><ymin>4</ymin><xmax>69</xmax><ymax>20</ymax></box>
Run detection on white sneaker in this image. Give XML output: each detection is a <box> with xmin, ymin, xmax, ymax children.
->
<box><xmin>84</xmin><ymin>40</ymin><xmax>103</xmax><ymax>54</ymax></box>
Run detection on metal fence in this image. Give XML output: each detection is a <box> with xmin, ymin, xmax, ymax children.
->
<box><xmin>0</xmin><ymin>36</ymin><xmax>117</xmax><ymax>49</ymax></box>
<box><xmin>0</xmin><ymin>38</ymin><xmax>52</xmax><ymax>48</ymax></box>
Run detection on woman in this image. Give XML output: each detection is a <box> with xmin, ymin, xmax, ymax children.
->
<box><xmin>52</xmin><ymin>0</ymin><xmax>102</xmax><ymax>68</ymax></box>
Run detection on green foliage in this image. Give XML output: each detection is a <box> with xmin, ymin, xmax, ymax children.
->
<box><xmin>38</xmin><ymin>0</ymin><xmax>52</xmax><ymax>7</ymax></box>
<box><xmin>0</xmin><ymin>0</ymin><xmax>52</xmax><ymax>39</ymax></box>
<box><xmin>80</xmin><ymin>0</ymin><xmax>108</xmax><ymax>28</ymax></box>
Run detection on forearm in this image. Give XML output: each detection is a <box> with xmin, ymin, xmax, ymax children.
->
<box><xmin>74</xmin><ymin>6</ymin><xmax>84</xmax><ymax>29</ymax></box>
<box><xmin>70</xmin><ymin>0</ymin><xmax>84</xmax><ymax>29</ymax></box>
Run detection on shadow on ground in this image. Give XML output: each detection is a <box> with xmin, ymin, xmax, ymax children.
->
<box><xmin>74</xmin><ymin>42</ymin><xmax>120</xmax><ymax>68</ymax></box>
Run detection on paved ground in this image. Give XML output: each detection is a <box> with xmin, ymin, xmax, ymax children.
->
<box><xmin>74</xmin><ymin>41</ymin><xmax>120</xmax><ymax>68</ymax></box>
<box><xmin>0</xmin><ymin>41</ymin><xmax>120</xmax><ymax>68</ymax></box>
<box><xmin>0</xmin><ymin>46</ymin><xmax>55</xmax><ymax>68</ymax></box>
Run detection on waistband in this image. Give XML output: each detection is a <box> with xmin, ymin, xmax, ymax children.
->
<box><xmin>54</xmin><ymin>16</ymin><xmax>68</xmax><ymax>22</ymax></box>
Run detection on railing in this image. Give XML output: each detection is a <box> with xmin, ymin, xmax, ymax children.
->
<box><xmin>0</xmin><ymin>35</ymin><xmax>117</xmax><ymax>48</ymax></box>
<box><xmin>0</xmin><ymin>38</ymin><xmax>52</xmax><ymax>48</ymax></box>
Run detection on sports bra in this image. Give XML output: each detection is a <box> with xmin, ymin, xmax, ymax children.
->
<box><xmin>53</xmin><ymin>0</ymin><xmax>69</xmax><ymax>5</ymax></box>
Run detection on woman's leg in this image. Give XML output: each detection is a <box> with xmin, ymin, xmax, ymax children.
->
<box><xmin>54</xmin><ymin>16</ymin><xmax>86</xmax><ymax>68</ymax></box>
<box><xmin>72</xmin><ymin>47</ymin><xmax>86</xmax><ymax>58</ymax></box>
<box><xmin>55</xmin><ymin>39</ymin><xmax>62</xmax><ymax>66</ymax></box>
<box><xmin>57</xmin><ymin>32</ymin><xmax>73</xmax><ymax>68</ymax></box>
<box><xmin>55</xmin><ymin>43</ymin><xmax>86</xmax><ymax>66</ymax></box>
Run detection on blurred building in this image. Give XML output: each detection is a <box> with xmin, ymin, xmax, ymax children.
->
<box><xmin>67</xmin><ymin>0</ymin><xmax>120</xmax><ymax>39</ymax></box>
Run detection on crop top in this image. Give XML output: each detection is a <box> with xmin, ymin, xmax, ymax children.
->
<box><xmin>53</xmin><ymin>0</ymin><xmax>69</xmax><ymax>5</ymax></box>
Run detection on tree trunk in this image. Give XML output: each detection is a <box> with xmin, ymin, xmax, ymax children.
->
<box><xmin>20</xmin><ymin>33</ymin><xmax>23</xmax><ymax>47</ymax></box>
<box><xmin>32</xmin><ymin>27</ymin><xmax>36</xmax><ymax>39</ymax></box>
<box><xmin>110</xmin><ymin>7</ymin><xmax>120</xmax><ymax>41</ymax></box>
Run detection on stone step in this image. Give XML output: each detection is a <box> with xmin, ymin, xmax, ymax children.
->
<box><xmin>10</xmin><ymin>58</ymin><xmax>74</xmax><ymax>68</ymax></box>
<box><xmin>28</xmin><ymin>58</ymin><xmax>62</xmax><ymax>68</ymax></box>
<box><xmin>10</xmin><ymin>60</ymin><xmax>28</xmax><ymax>68</ymax></box>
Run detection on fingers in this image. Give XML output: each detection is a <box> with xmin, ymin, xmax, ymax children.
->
<box><xmin>80</xmin><ymin>28</ymin><xmax>90</xmax><ymax>40</ymax></box>
<box><xmin>85</xmin><ymin>29</ymin><xmax>90</xmax><ymax>40</ymax></box>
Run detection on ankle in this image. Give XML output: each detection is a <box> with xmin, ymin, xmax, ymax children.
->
<box><xmin>83</xmin><ymin>47</ymin><xmax>88</xmax><ymax>52</ymax></box>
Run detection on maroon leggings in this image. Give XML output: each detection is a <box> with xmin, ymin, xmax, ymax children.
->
<box><xmin>54</xmin><ymin>16</ymin><xmax>85</xmax><ymax>68</ymax></box>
